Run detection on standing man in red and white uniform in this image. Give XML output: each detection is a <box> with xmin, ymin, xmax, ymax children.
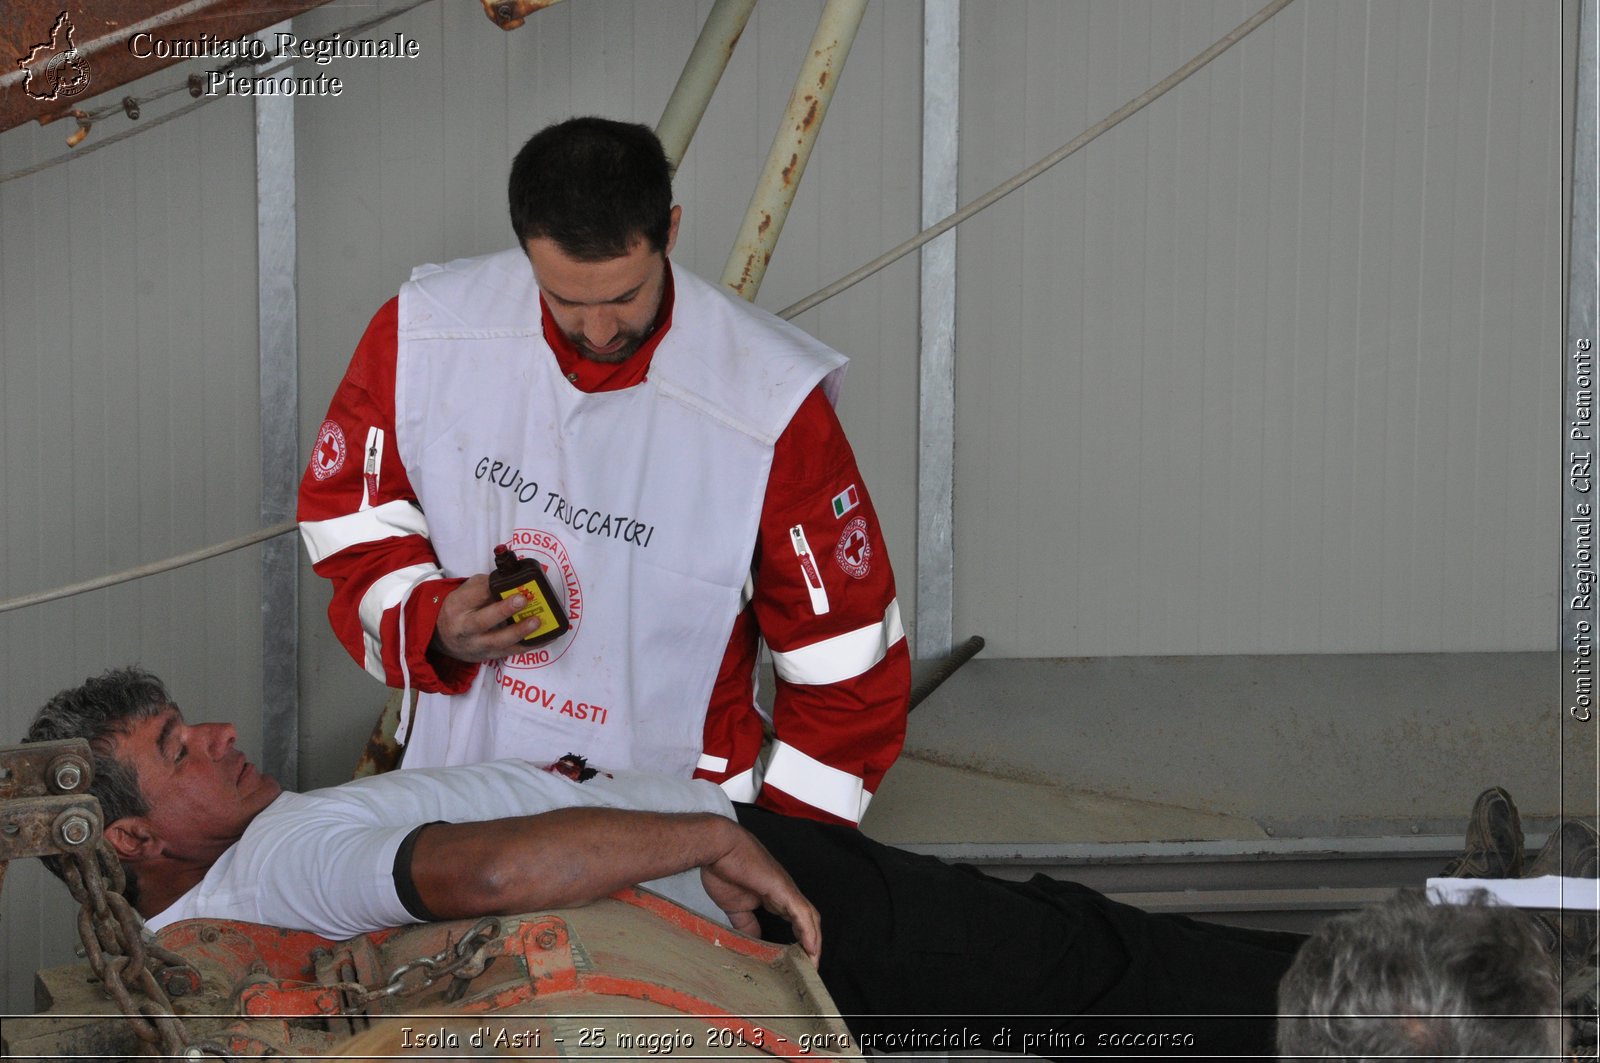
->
<box><xmin>298</xmin><ymin>117</ymin><xmax>908</xmax><ymax>826</ymax></box>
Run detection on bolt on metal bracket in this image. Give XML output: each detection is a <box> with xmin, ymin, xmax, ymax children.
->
<box><xmin>0</xmin><ymin>738</ymin><xmax>94</xmax><ymax>797</ymax></box>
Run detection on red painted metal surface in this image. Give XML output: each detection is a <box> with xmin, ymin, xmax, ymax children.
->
<box><xmin>611</xmin><ymin>885</ymin><xmax>789</xmax><ymax>960</ymax></box>
<box><xmin>6</xmin><ymin>889</ymin><xmax>854</xmax><ymax>1058</ymax></box>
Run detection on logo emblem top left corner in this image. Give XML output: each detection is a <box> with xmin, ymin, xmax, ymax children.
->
<box><xmin>19</xmin><ymin>12</ymin><xmax>92</xmax><ymax>102</ymax></box>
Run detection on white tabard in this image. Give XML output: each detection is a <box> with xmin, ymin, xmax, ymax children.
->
<box><xmin>392</xmin><ymin>249</ymin><xmax>844</xmax><ymax>775</ymax></box>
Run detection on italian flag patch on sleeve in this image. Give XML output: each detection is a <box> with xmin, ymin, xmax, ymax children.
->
<box><xmin>831</xmin><ymin>484</ymin><xmax>859</xmax><ymax>518</ymax></box>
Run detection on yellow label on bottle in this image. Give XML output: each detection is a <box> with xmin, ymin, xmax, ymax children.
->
<box><xmin>500</xmin><ymin>582</ymin><xmax>560</xmax><ymax>640</ymax></box>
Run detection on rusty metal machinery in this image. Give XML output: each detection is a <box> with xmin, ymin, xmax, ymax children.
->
<box><xmin>8</xmin><ymin>890</ymin><xmax>852</xmax><ymax>1059</ymax></box>
<box><xmin>2</xmin><ymin>740</ymin><xmax>203</xmax><ymax>1056</ymax></box>
<box><xmin>0</xmin><ymin>739</ymin><xmax>98</xmax><ymax>868</ymax></box>
<box><xmin>0</xmin><ymin>739</ymin><xmax>100</xmax><ymax>949</ymax></box>
<box><xmin>1</xmin><ymin>740</ymin><xmax>854</xmax><ymax>1060</ymax></box>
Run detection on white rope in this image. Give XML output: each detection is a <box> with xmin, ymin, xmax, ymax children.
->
<box><xmin>778</xmin><ymin>0</ymin><xmax>1296</xmax><ymax>320</ymax></box>
<box><xmin>0</xmin><ymin>521</ymin><xmax>297</xmax><ymax>615</ymax></box>
<box><xmin>1</xmin><ymin>94</ymin><xmax>216</xmax><ymax>184</ymax></box>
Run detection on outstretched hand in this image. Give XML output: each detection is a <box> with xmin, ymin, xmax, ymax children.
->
<box><xmin>411</xmin><ymin>808</ymin><xmax>818</xmax><ymax>961</ymax></box>
<box><xmin>430</xmin><ymin>573</ymin><xmax>545</xmax><ymax>663</ymax></box>
<box><xmin>699</xmin><ymin>827</ymin><xmax>821</xmax><ymax>966</ymax></box>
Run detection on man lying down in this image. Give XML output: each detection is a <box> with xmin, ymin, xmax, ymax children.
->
<box><xmin>26</xmin><ymin>667</ymin><xmax>1306</xmax><ymax>1058</ymax></box>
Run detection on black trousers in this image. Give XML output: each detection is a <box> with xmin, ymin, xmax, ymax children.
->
<box><xmin>736</xmin><ymin>805</ymin><xmax>1305</xmax><ymax>1059</ymax></box>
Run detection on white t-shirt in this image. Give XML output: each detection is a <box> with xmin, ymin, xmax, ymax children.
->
<box><xmin>146</xmin><ymin>760</ymin><xmax>737</xmax><ymax>939</ymax></box>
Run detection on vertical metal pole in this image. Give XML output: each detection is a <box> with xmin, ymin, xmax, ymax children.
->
<box><xmin>916</xmin><ymin>0</ymin><xmax>960</xmax><ymax>660</ymax></box>
<box><xmin>657</xmin><ymin>0</ymin><xmax>758</xmax><ymax>176</ymax></box>
<box><xmin>256</xmin><ymin>22</ymin><xmax>299</xmax><ymax>785</ymax></box>
<box><xmin>720</xmin><ymin>0</ymin><xmax>868</xmax><ymax>300</ymax></box>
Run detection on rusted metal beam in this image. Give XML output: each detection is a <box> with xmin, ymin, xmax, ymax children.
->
<box><xmin>655</xmin><ymin>0</ymin><xmax>757</xmax><ymax>176</ymax></box>
<box><xmin>720</xmin><ymin>0</ymin><xmax>867</xmax><ymax>301</ymax></box>
<box><xmin>0</xmin><ymin>739</ymin><xmax>99</xmax><ymax>883</ymax></box>
<box><xmin>0</xmin><ymin>796</ymin><xmax>102</xmax><ymax>861</ymax></box>
<box><xmin>0</xmin><ymin>738</ymin><xmax>93</xmax><ymax>799</ymax></box>
<box><xmin>0</xmin><ymin>0</ymin><xmax>331</xmax><ymax>133</ymax></box>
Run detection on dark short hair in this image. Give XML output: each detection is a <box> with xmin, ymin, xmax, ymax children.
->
<box><xmin>23</xmin><ymin>666</ymin><xmax>172</xmax><ymax>902</ymax></box>
<box><xmin>508</xmin><ymin>116</ymin><xmax>673</xmax><ymax>260</ymax></box>
<box><xmin>1277</xmin><ymin>888</ymin><xmax>1565</xmax><ymax>1060</ymax></box>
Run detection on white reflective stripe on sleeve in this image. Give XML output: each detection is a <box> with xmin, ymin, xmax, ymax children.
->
<box><xmin>718</xmin><ymin>767</ymin><xmax>759</xmax><ymax>804</ymax></box>
<box><xmin>769</xmin><ymin>599</ymin><xmax>905</xmax><ymax>686</ymax></box>
<box><xmin>300</xmin><ymin>500</ymin><xmax>431</xmax><ymax>564</ymax></box>
<box><xmin>763</xmin><ymin>741</ymin><xmax>865</xmax><ymax>823</ymax></box>
<box><xmin>358</xmin><ymin>562</ymin><xmax>443</xmax><ymax>681</ymax></box>
<box><xmin>360</xmin><ymin>637</ymin><xmax>388</xmax><ymax>682</ymax></box>
<box><xmin>696</xmin><ymin>753</ymin><xmax>730</xmax><ymax>773</ymax></box>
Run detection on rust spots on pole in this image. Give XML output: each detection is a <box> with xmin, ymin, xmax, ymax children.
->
<box><xmin>802</xmin><ymin>98</ymin><xmax>819</xmax><ymax>131</ymax></box>
<box><xmin>717</xmin><ymin>0</ymin><xmax>868</xmax><ymax>300</ymax></box>
<box><xmin>350</xmin><ymin>690</ymin><xmax>406</xmax><ymax>778</ymax></box>
<box><xmin>656</xmin><ymin>0</ymin><xmax>757</xmax><ymax>174</ymax></box>
<box><xmin>736</xmin><ymin>260</ymin><xmax>757</xmax><ymax>295</ymax></box>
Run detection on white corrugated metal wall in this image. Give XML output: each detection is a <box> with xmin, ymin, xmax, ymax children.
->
<box><xmin>956</xmin><ymin>0</ymin><xmax>1560</xmax><ymax>657</ymax></box>
<box><xmin>0</xmin><ymin>0</ymin><xmax>1573</xmax><ymax>1014</ymax></box>
<box><xmin>0</xmin><ymin>69</ymin><xmax>269</xmax><ymax>1012</ymax></box>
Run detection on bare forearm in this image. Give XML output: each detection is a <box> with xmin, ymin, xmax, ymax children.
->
<box><xmin>409</xmin><ymin>807</ymin><xmax>738</xmax><ymax>918</ymax></box>
<box><xmin>407</xmin><ymin>806</ymin><xmax>821</xmax><ymax>963</ymax></box>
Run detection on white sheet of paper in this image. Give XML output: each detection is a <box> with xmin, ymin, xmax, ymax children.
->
<box><xmin>1427</xmin><ymin>876</ymin><xmax>1600</xmax><ymax>911</ymax></box>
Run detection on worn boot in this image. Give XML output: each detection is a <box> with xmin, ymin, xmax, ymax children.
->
<box><xmin>1525</xmin><ymin>821</ymin><xmax>1599</xmax><ymax>980</ymax></box>
<box><xmin>1523</xmin><ymin>820</ymin><xmax>1599</xmax><ymax>1051</ymax></box>
<box><xmin>1440</xmin><ymin>786</ymin><xmax>1524</xmax><ymax>879</ymax></box>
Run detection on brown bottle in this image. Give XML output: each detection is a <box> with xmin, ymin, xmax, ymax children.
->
<box><xmin>488</xmin><ymin>544</ymin><xmax>570</xmax><ymax>646</ymax></box>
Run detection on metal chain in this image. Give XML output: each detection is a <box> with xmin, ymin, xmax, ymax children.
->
<box><xmin>228</xmin><ymin>917</ymin><xmax>501</xmax><ymax>1024</ymax></box>
<box><xmin>62</xmin><ymin>839</ymin><xmax>198</xmax><ymax>1057</ymax></box>
<box><xmin>347</xmin><ymin>918</ymin><xmax>501</xmax><ymax>1006</ymax></box>
<box><xmin>57</xmin><ymin>841</ymin><xmax>496</xmax><ymax>1051</ymax></box>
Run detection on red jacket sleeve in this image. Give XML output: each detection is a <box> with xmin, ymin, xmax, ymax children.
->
<box><xmin>296</xmin><ymin>298</ymin><xmax>478</xmax><ymax>693</ymax></box>
<box><xmin>694</xmin><ymin>387</ymin><xmax>910</xmax><ymax>826</ymax></box>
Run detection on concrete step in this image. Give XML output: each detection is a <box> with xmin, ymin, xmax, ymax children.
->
<box><xmin>864</xmin><ymin>753</ymin><xmax>1270</xmax><ymax>846</ymax></box>
<box><xmin>859</xmin><ymin>753</ymin><xmax>1553</xmax><ymax>934</ymax></box>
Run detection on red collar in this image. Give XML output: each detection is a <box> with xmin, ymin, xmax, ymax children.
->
<box><xmin>540</xmin><ymin>261</ymin><xmax>676</xmax><ymax>393</ymax></box>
